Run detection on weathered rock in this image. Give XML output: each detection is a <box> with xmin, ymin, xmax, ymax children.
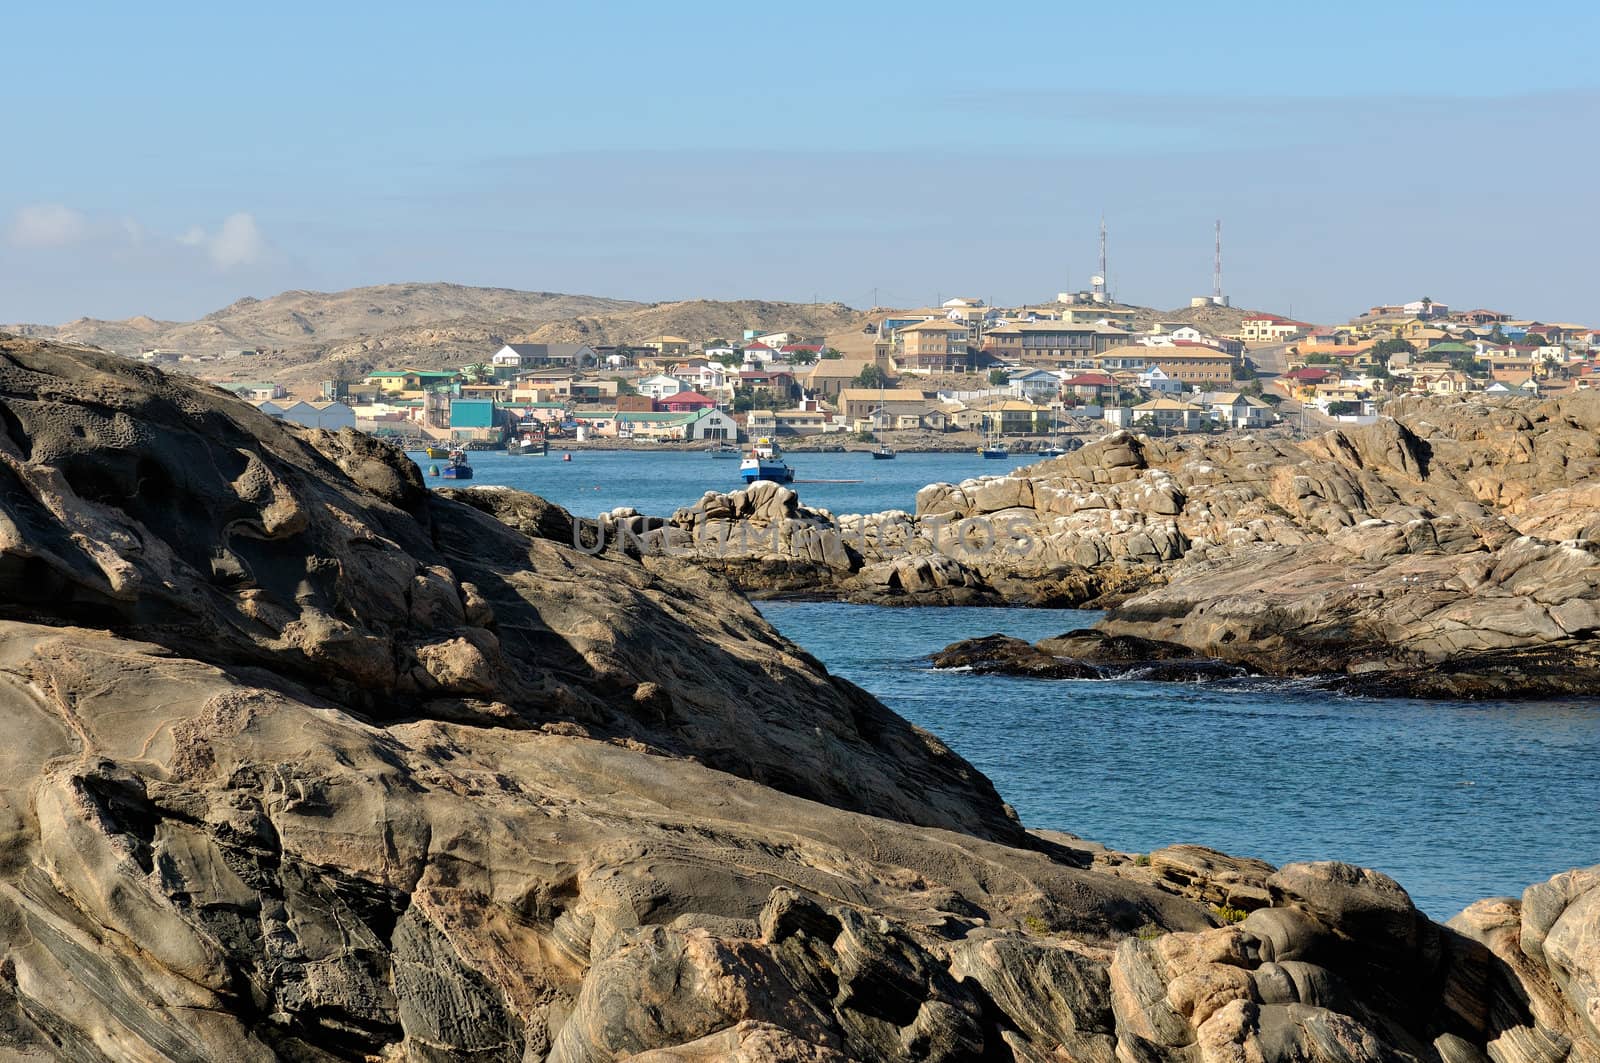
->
<box><xmin>0</xmin><ymin>338</ymin><xmax>1597</xmax><ymax>1063</ymax></box>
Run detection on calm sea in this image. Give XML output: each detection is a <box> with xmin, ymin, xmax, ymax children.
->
<box><xmin>411</xmin><ymin>448</ymin><xmax>1035</xmax><ymax>518</ymax></box>
<box><xmin>427</xmin><ymin>450</ymin><xmax>1600</xmax><ymax>918</ymax></box>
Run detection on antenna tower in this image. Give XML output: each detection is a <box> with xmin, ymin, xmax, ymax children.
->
<box><xmin>1213</xmin><ymin>219</ymin><xmax>1223</xmax><ymax>301</ymax></box>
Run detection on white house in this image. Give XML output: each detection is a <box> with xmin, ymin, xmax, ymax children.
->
<box><xmin>1009</xmin><ymin>368</ymin><xmax>1062</xmax><ymax>403</ymax></box>
<box><xmin>279</xmin><ymin>400</ymin><xmax>357</xmax><ymax>430</ymax></box>
<box><xmin>1138</xmin><ymin>366</ymin><xmax>1186</xmax><ymax>395</ymax></box>
<box><xmin>1204</xmin><ymin>392</ymin><xmax>1276</xmax><ymax>429</ymax></box>
<box><xmin>491</xmin><ymin>345</ymin><xmax>525</xmax><ymax>371</ymax></box>
<box><xmin>637</xmin><ymin>374</ymin><xmax>685</xmax><ymax>400</ymax></box>
<box><xmin>674</xmin><ymin>363</ymin><xmax>727</xmax><ymax>392</ymax></box>
<box><xmin>684</xmin><ymin>407</ymin><xmax>739</xmax><ymax>441</ymax></box>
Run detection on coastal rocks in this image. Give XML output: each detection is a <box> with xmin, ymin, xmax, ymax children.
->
<box><xmin>932</xmin><ymin>629</ymin><xmax>1251</xmax><ymax>686</ymax></box>
<box><xmin>1</xmin><ymin>337</ymin><xmax>1598</xmax><ymax>1063</ymax></box>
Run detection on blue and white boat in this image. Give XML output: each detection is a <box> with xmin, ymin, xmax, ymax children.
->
<box><xmin>740</xmin><ymin>454</ymin><xmax>794</xmax><ymax>483</ymax></box>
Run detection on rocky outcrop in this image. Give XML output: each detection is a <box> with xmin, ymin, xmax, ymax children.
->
<box><xmin>0</xmin><ymin>338</ymin><xmax>1596</xmax><ymax>1062</ymax></box>
<box><xmin>627</xmin><ymin>394</ymin><xmax>1600</xmax><ymax>696</ymax></box>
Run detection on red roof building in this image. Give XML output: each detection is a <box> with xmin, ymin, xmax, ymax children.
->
<box><xmin>659</xmin><ymin>391</ymin><xmax>716</xmax><ymax>412</ymax></box>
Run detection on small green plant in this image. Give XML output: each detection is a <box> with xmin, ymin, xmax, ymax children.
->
<box><xmin>1132</xmin><ymin>853</ymin><xmax>1151</xmax><ymax>867</ymax></box>
<box><xmin>1135</xmin><ymin>924</ymin><xmax>1164</xmax><ymax>941</ymax></box>
<box><xmin>1211</xmin><ymin>904</ymin><xmax>1249</xmax><ymax>925</ymax></box>
<box><xmin>1022</xmin><ymin>915</ymin><xmax>1050</xmax><ymax>935</ymax></box>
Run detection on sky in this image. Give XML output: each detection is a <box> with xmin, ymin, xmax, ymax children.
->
<box><xmin>3</xmin><ymin>0</ymin><xmax>1599</xmax><ymax>325</ymax></box>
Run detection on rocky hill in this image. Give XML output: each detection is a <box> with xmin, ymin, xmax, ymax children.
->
<box><xmin>0</xmin><ymin>339</ymin><xmax>1595</xmax><ymax>1062</ymax></box>
<box><xmin>3</xmin><ymin>283</ymin><xmax>641</xmax><ymax>355</ymax></box>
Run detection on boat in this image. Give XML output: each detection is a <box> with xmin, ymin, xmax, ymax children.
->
<box><xmin>707</xmin><ymin>441</ymin><xmax>741</xmax><ymax>458</ymax></box>
<box><xmin>868</xmin><ymin>379</ymin><xmax>895</xmax><ymax>459</ymax></box>
<box><xmin>978</xmin><ymin>418</ymin><xmax>1009</xmax><ymax>459</ymax></box>
<box><xmin>740</xmin><ymin>452</ymin><xmax>794</xmax><ymax>484</ymax></box>
<box><xmin>752</xmin><ymin>436</ymin><xmax>781</xmax><ymax>460</ymax></box>
<box><xmin>507</xmin><ymin>435</ymin><xmax>547</xmax><ymax>456</ymax></box>
<box><xmin>440</xmin><ymin>449</ymin><xmax>474</xmax><ymax>480</ymax></box>
<box><xmin>424</xmin><ymin>445</ymin><xmax>451</xmax><ymax>459</ymax></box>
<box><xmin>1037</xmin><ymin>443</ymin><xmax>1067</xmax><ymax>458</ymax></box>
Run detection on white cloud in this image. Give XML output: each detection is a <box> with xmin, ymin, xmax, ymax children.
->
<box><xmin>7</xmin><ymin>203</ymin><xmax>90</xmax><ymax>248</ymax></box>
<box><xmin>177</xmin><ymin>213</ymin><xmax>266</xmax><ymax>268</ymax></box>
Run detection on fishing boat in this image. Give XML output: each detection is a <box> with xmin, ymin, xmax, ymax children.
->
<box><xmin>424</xmin><ymin>445</ymin><xmax>451</xmax><ymax>459</ymax></box>
<box><xmin>870</xmin><ymin>445</ymin><xmax>896</xmax><ymax>460</ymax></box>
<box><xmin>752</xmin><ymin>437</ymin><xmax>781</xmax><ymax>460</ymax></box>
<box><xmin>707</xmin><ymin>441</ymin><xmax>740</xmax><ymax>458</ymax></box>
<box><xmin>440</xmin><ymin>449</ymin><xmax>474</xmax><ymax>480</ymax></box>
<box><xmin>740</xmin><ymin>451</ymin><xmax>794</xmax><ymax>483</ymax></box>
<box><xmin>507</xmin><ymin>435</ymin><xmax>547</xmax><ymax>456</ymax></box>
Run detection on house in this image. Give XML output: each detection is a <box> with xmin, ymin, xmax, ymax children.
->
<box><xmin>659</xmin><ymin>390</ymin><xmax>716</xmax><ymax>413</ymax></box>
<box><xmin>1009</xmin><ymin>368</ymin><xmax>1062</xmax><ymax>403</ymax></box>
<box><xmin>837</xmin><ymin>387</ymin><xmax>935</xmax><ymax>423</ymax></box>
<box><xmin>1143</xmin><ymin>348</ymin><xmax>1236</xmax><ymax>386</ymax></box>
<box><xmin>671</xmin><ymin>362</ymin><xmax>727</xmax><ymax>392</ymax></box>
<box><xmin>1126</xmin><ymin>398</ymin><xmax>1206</xmax><ymax>431</ymax></box>
<box><xmin>278</xmin><ymin>400</ymin><xmax>357</xmax><ymax>430</ymax></box>
<box><xmin>222</xmin><ymin>381</ymin><xmax>286</xmax><ymax>401</ymax></box>
<box><xmin>1282</xmin><ymin>366</ymin><xmax>1338</xmax><ymax>395</ymax></box>
<box><xmin>1459</xmin><ymin>309</ymin><xmax>1510</xmax><ymax>327</ymax></box>
<box><xmin>1204</xmin><ymin>392</ymin><xmax>1275</xmax><ymax>429</ymax></box>
<box><xmin>493</xmin><ymin>343</ymin><xmax>596</xmax><ymax>371</ymax></box>
<box><xmin>1425</xmin><ymin>371</ymin><xmax>1475</xmax><ymax>396</ymax></box>
<box><xmin>779</xmin><ymin>344</ymin><xmax>823</xmax><ymax>360</ymax></box>
<box><xmin>958</xmin><ymin>400</ymin><xmax>1051</xmax><ymax>436</ymax></box>
<box><xmin>1403</xmin><ymin>299</ymin><xmax>1450</xmax><ymax>319</ymax></box>
<box><xmin>739</xmin><ymin>369</ymin><xmax>798</xmax><ymax>398</ymax></box>
<box><xmin>893</xmin><ymin>319</ymin><xmax>974</xmax><ymax>372</ymax></box>
<box><xmin>982</xmin><ymin>322</ymin><xmax>1126</xmax><ymax>366</ymax></box>
<box><xmin>365</xmin><ymin>369</ymin><xmax>461</xmax><ymax>397</ymax></box>
<box><xmin>1091</xmin><ymin>345</ymin><xmax>1148</xmax><ymax>372</ymax></box>
<box><xmin>805</xmin><ymin>359</ymin><xmax>877</xmax><ymax>398</ymax></box>
<box><xmin>251</xmin><ymin>399</ymin><xmax>285</xmax><ymax>417</ymax></box>
<box><xmin>1138</xmin><ymin>366</ymin><xmax>1187</xmax><ymax>395</ymax></box>
<box><xmin>1060</xmin><ymin>371</ymin><xmax>1118</xmax><ymax>403</ymax></box>
<box><xmin>741</xmin><ymin>341</ymin><xmax>777</xmax><ymax>365</ymax></box>
<box><xmin>637</xmin><ymin>336</ymin><xmax>692</xmax><ymax>358</ymax></box>
<box><xmin>942</xmin><ymin>297</ymin><xmax>984</xmax><ymax>308</ymax></box>
<box><xmin>1058</xmin><ymin>305</ymin><xmax>1139</xmax><ymax>328</ymax></box>
<box><xmin>637</xmin><ymin>374</ymin><xmax>686</xmax><ymax>400</ymax></box>
<box><xmin>1238</xmin><ymin>315</ymin><xmax>1310</xmax><ymax>343</ymax></box>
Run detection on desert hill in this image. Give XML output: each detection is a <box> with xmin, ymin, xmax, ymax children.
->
<box><xmin>5</xmin><ymin>283</ymin><xmax>1282</xmax><ymax>389</ymax></box>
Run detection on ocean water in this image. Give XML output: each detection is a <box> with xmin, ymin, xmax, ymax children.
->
<box><xmin>431</xmin><ymin>450</ymin><xmax>1600</xmax><ymax>918</ymax></box>
<box><xmin>411</xmin><ymin>448</ymin><xmax>1037</xmax><ymax>520</ymax></box>
<box><xmin>756</xmin><ymin>602</ymin><xmax>1600</xmax><ymax>919</ymax></box>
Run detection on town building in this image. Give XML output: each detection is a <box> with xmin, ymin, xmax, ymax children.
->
<box><xmin>893</xmin><ymin>319</ymin><xmax>974</xmax><ymax>372</ymax></box>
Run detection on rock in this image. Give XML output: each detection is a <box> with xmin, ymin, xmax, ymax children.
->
<box><xmin>0</xmin><ymin>337</ymin><xmax>1597</xmax><ymax>1063</ymax></box>
<box><xmin>930</xmin><ymin>635</ymin><xmax>1104</xmax><ymax>679</ymax></box>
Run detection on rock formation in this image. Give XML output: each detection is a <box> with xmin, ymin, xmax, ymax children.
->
<box><xmin>0</xmin><ymin>337</ymin><xmax>1596</xmax><ymax>1061</ymax></box>
<box><xmin>638</xmin><ymin>395</ymin><xmax>1600</xmax><ymax>696</ymax></box>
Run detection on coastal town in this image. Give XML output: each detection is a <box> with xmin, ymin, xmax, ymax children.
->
<box><xmin>160</xmin><ymin>288</ymin><xmax>1600</xmax><ymax>452</ymax></box>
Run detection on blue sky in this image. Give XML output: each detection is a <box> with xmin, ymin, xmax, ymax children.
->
<box><xmin>4</xmin><ymin>0</ymin><xmax>1599</xmax><ymax>324</ymax></box>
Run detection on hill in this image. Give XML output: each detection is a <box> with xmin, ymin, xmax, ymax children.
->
<box><xmin>3</xmin><ymin>282</ymin><xmax>642</xmax><ymax>357</ymax></box>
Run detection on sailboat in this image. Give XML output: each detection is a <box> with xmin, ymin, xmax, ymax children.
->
<box><xmin>1038</xmin><ymin>405</ymin><xmax>1069</xmax><ymax>457</ymax></box>
<box><xmin>870</xmin><ymin>374</ymin><xmax>896</xmax><ymax>458</ymax></box>
<box><xmin>979</xmin><ymin>415</ymin><xmax>1009</xmax><ymax>459</ymax></box>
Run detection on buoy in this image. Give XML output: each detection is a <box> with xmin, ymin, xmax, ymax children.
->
<box><xmin>427</xmin><ymin>464</ymin><xmax>440</xmax><ymax>477</ymax></box>
<box><xmin>562</xmin><ymin>453</ymin><xmax>572</xmax><ymax>462</ymax></box>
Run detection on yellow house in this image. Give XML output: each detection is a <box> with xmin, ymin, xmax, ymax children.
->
<box><xmin>637</xmin><ymin>335</ymin><xmax>692</xmax><ymax>357</ymax></box>
<box><xmin>364</xmin><ymin>369</ymin><xmax>462</xmax><ymax>397</ymax></box>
